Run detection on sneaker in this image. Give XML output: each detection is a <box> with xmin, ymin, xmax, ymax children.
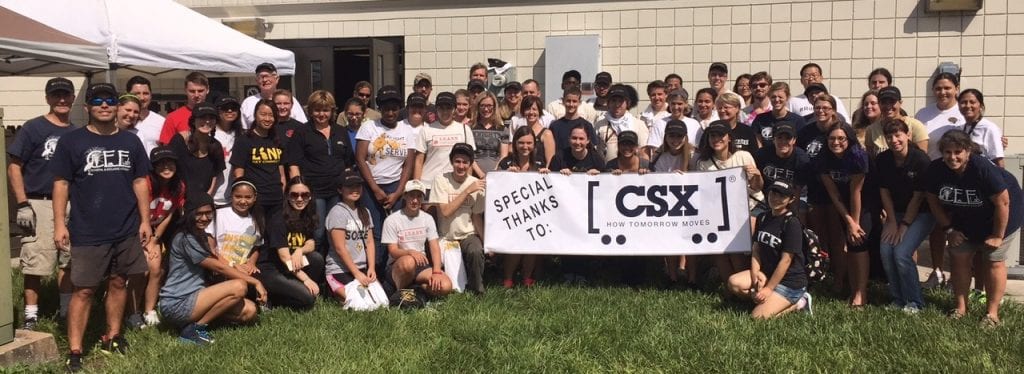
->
<box><xmin>395</xmin><ymin>288</ymin><xmax>422</xmax><ymax>309</ymax></box>
<box><xmin>126</xmin><ymin>313</ymin><xmax>145</xmax><ymax>329</ymax></box>
<box><xmin>902</xmin><ymin>305</ymin><xmax>921</xmax><ymax>315</ymax></box>
<box><xmin>922</xmin><ymin>270</ymin><xmax>945</xmax><ymax>289</ymax></box>
<box><xmin>22</xmin><ymin>317</ymin><xmax>38</xmax><ymax>331</ymax></box>
<box><xmin>797</xmin><ymin>292</ymin><xmax>814</xmax><ymax>315</ymax></box>
<box><xmin>65</xmin><ymin>351</ymin><xmax>83</xmax><ymax>373</ymax></box>
<box><xmin>178</xmin><ymin>323</ymin><xmax>215</xmax><ymax>345</ymax></box>
<box><xmin>143</xmin><ymin>311</ymin><xmax>160</xmax><ymax>327</ymax></box>
<box><xmin>99</xmin><ymin>334</ymin><xmax>129</xmax><ymax>354</ymax></box>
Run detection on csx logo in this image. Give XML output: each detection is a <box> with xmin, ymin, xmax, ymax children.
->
<box><xmin>614</xmin><ymin>184</ymin><xmax>699</xmax><ymax>217</ymax></box>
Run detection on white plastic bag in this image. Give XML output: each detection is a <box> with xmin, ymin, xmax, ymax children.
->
<box><xmin>440</xmin><ymin>239</ymin><xmax>468</xmax><ymax>293</ymax></box>
<box><xmin>343</xmin><ymin>280</ymin><xmax>388</xmax><ymax>311</ymax></box>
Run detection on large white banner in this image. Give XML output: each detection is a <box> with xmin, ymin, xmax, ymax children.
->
<box><xmin>484</xmin><ymin>168</ymin><xmax>752</xmax><ymax>255</ymax></box>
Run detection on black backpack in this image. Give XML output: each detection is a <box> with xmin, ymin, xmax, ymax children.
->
<box><xmin>756</xmin><ymin>212</ymin><xmax>830</xmax><ymax>283</ymax></box>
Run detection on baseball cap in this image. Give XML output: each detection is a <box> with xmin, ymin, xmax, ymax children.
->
<box><xmin>468</xmin><ymin>79</ymin><xmax>486</xmax><ymax>91</ymax></box>
<box><xmin>255</xmin><ymin>62</ymin><xmax>277</xmax><ymax>74</ymax></box>
<box><xmin>337</xmin><ymin>170</ymin><xmax>364</xmax><ymax>187</ymax></box>
<box><xmin>404</xmin><ymin>179</ymin><xmax>427</xmax><ymax>195</ymax></box>
<box><xmin>664</xmin><ymin>119</ymin><xmax>688</xmax><ymax>137</ymax></box>
<box><xmin>449</xmin><ymin>142</ymin><xmax>475</xmax><ymax>162</ymax></box>
<box><xmin>878</xmin><ymin>86</ymin><xmax>902</xmax><ymax>102</ymax></box>
<box><xmin>803</xmin><ymin>83</ymin><xmax>828</xmax><ymax>98</ymax></box>
<box><xmin>774</xmin><ymin>122</ymin><xmax>797</xmax><ymax>138</ymax></box>
<box><xmin>767</xmin><ymin>180</ymin><xmax>800</xmax><ymax>198</ymax></box>
<box><xmin>376</xmin><ymin>86</ymin><xmax>403</xmax><ymax>107</ymax></box>
<box><xmin>705</xmin><ymin>120</ymin><xmax>731</xmax><ymax>136</ymax></box>
<box><xmin>709</xmin><ymin>62</ymin><xmax>728</xmax><ymax>74</ymax></box>
<box><xmin>184</xmin><ymin>193</ymin><xmax>214</xmax><ymax>213</ymax></box>
<box><xmin>504</xmin><ymin>81</ymin><xmax>522</xmax><ymax>92</ymax></box>
<box><xmin>85</xmin><ymin>83</ymin><xmax>118</xmax><ymax>102</ymax></box>
<box><xmin>436</xmin><ymin>92</ymin><xmax>457</xmax><ymax>107</ymax></box>
<box><xmin>45</xmin><ymin>77</ymin><xmax>75</xmax><ymax>95</ymax></box>
<box><xmin>595</xmin><ymin>72</ymin><xmax>613</xmax><ymax>85</ymax></box>
<box><xmin>406</xmin><ymin>92</ymin><xmax>427</xmax><ymax>107</ymax></box>
<box><xmin>192</xmin><ymin>102</ymin><xmax>218</xmax><ymax>118</ymax></box>
<box><xmin>149</xmin><ymin>146</ymin><xmax>177</xmax><ymax>163</ymax></box>
<box><xmin>608</xmin><ymin>84</ymin><xmax>630</xmax><ymax>99</ymax></box>
<box><xmin>215</xmin><ymin>96</ymin><xmax>240</xmax><ymax>109</ymax></box>
<box><xmin>617</xmin><ymin>130</ymin><xmax>639</xmax><ymax>146</ymax></box>
<box><xmin>414</xmin><ymin>72</ymin><xmax>432</xmax><ymax>87</ymax></box>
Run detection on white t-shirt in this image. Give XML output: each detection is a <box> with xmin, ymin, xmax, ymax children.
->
<box><xmin>693</xmin><ymin>111</ymin><xmax>720</xmax><ymax>129</ymax></box>
<box><xmin>594</xmin><ymin>113</ymin><xmax>650</xmax><ymax>162</ymax></box>
<box><xmin>136</xmin><ymin>111</ymin><xmax>165</xmax><ymax>156</ymax></box>
<box><xmin>240</xmin><ymin>94</ymin><xmax>308</xmax><ymax>129</ymax></box>
<box><xmin>788</xmin><ymin>94</ymin><xmax>850</xmax><ymax>124</ymax></box>
<box><xmin>413</xmin><ymin>121</ymin><xmax>476</xmax><ymax>185</ymax></box>
<box><xmin>206</xmin><ymin>206</ymin><xmax>262</xmax><ymax>267</ymax></box>
<box><xmin>212</xmin><ymin>129</ymin><xmax>237</xmax><ymax>205</ymax></box>
<box><xmin>324</xmin><ymin>203</ymin><xmax>373</xmax><ymax>274</ymax></box>
<box><xmin>964</xmin><ymin>118</ymin><xmax>1005</xmax><ymax>161</ymax></box>
<box><xmin>428</xmin><ymin>172</ymin><xmax>485</xmax><ymax>240</ymax></box>
<box><xmin>546</xmin><ymin>99</ymin><xmax>600</xmax><ymax>124</ymax></box>
<box><xmin>915</xmin><ymin>105</ymin><xmax>965</xmax><ymax>159</ymax></box>
<box><xmin>647</xmin><ymin>116</ymin><xmax>702</xmax><ymax>149</ymax></box>
<box><xmin>381</xmin><ymin>210</ymin><xmax>440</xmax><ymax>265</ymax></box>
<box><xmin>694</xmin><ymin>150</ymin><xmax>763</xmax><ymax>210</ymax></box>
<box><xmin>639</xmin><ymin>104</ymin><xmax>671</xmax><ymax>130</ymax></box>
<box><xmin>356</xmin><ymin>120</ymin><xmax>416</xmax><ymax>184</ymax></box>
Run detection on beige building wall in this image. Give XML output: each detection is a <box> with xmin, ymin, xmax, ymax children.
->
<box><xmin>3</xmin><ymin>0</ymin><xmax>1022</xmax><ymax>154</ymax></box>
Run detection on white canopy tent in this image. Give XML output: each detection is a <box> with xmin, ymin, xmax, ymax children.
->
<box><xmin>0</xmin><ymin>0</ymin><xmax>295</xmax><ymax>78</ymax></box>
<box><xmin>0</xmin><ymin>6</ymin><xmax>108</xmax><ymax>76</ymax></box>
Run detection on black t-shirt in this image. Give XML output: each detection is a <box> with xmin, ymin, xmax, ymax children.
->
<box><xmin>729</xmin><ymin>124</ymin><xmax>760</xmax><ymax>154</ymax></box>
<box><xmin>755</xmin><ymin>212</ymin><xmax>807</xmax><ymax>289</ymax></box>
<box><xmin>876</xmin><ymin>147</ymin><xmax>930</xmax><ymax>214</ymax></box>
<box><xmin>751</xmin><ymin>112</ymin><xmax>807</xmax><ymax>143</ymax></box>
<box><xmin>256</xmin><ymin>210</ymin><xmax>290</xmax><ymax>264</ymax></box>
<box><xmin>277</xmin><ymin>118</ymin><xmax>303</xmax><ymax>154</ymax></box>
<box><xmin>7</xmin><ymin>116</ymin><xmax>75</xmax><ymax>196</ymax></box>
<box><xmin>549</xmin><ymin>147</ymin><xmax>604</xmax><ymax>173</ymax></box>
<box><xmin>549</xmin><ymin>117</ymin><xmax>597</xmax><ymax>154</ymax></box>
<box><xmin>472</xmin><ymin>126</ymin><xmax>507</xmax><ymax>174</ymax></box>
<box><xmin>925</xmin><ymin>155</ymin><xmax>1022</xmax><ymax>241</ymax></box>
<box><xmin>754</xmin><ymin>146</ymin><xmax>811</xmax><ymax>188</ymax></box>
<box><xmin>816</xmin><ymin>149</ymin><xmax>868</xmax><ymax>208</ymax></box>
<box><xmin>49</xmin><ymin>127</ymin><xmax>150</xmax><ymax>245</ymax></box>
<box><xmin>798</xmin><ymin>122</ymin><xmax>855</xmax><ymax>205</ymax></box>
<box><xmin>497</xmin><ymin>156</ymin><xmax>546</xmax><ymax>171</ymax></box>
<box><xmin>604</xmin><ymin>157</ymin><xmax>651</xmax><ymax>172</ymax></box>
<box><xmin>231</xmin><ymin>133</ymin><xmax>284</xmax><ymax>205</ymax></box>
<box><xmin>285</xmin><ymin>122</ymin><xmax>353</xmax><ymax>198</ymax></box>
<box><xmin>169</xmin><ymin>134</ymin><xmax>226</xmax><ymax>199</ymax></box>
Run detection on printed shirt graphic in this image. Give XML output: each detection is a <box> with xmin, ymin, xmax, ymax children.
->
<box><xmin>8</xmin><ymin>116</ymin><xmax>76</xmax><ymax>196</ymax></box>
<box><xmin>324</xmin><ymin>204</ymin><xmax>374</xmax><ymax>274</ymax></box>
<box><xmin>230</xmin><ymin>134</ymin><xmax>284</xmax><ymax>204</ymax></box>
<box><xmin>356</xmin><ymin>120</ymin><xmax>415</xmax><ymax>184</ymax></box>
<box><xmin>414</xmin><ymin>121</ymin><xmax>476</xmax><ymax>184</ymax></box>
<box><xmin>147</xmin><ymin>175</ymin><xmax>186</xmax><ymax>227</ymax></box>
<box><xmin>924</xmin><ymin>155</ymin><xmax>1013</xmax><ymax>242</ymax></box>
<box><xmin>381</xmin><ymin>210</ymin><xmax>439</xmax><ymax>265</ymax></box>
<box><xmin>207</xmin><ymin>206</ymin><xmax>262</xmax><ymax>267</ymax></box>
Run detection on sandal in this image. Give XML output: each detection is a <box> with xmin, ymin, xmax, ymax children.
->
<box><xmin>979</xmin><ymin>314</ymin><xmax>1002</xmax><ymax>328</ymax></box>
<box><xmin>947</xmin><ymin>309</ymin><xmax>965</xmax><ymax>320</ymax></box>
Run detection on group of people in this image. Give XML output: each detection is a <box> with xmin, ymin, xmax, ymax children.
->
<box><xmin>7</xmin><ymin>60</ymin><xmax>1021</xmax><ymax>372</ymax></box>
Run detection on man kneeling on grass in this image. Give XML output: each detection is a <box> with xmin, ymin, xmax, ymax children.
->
<box><xmin>159</xmin><ymin>194</ymin><xmax>267</xmax><ymax>344</ymax></box>
<box><xmin>383</xmin><ymin>180</ymin><xmax>453</xmax><ymax>306</ymax></box>
<box><xmin>726</xmin><ymin>181</ymin><xmax>812</xmax><ymax>319</ymax></box>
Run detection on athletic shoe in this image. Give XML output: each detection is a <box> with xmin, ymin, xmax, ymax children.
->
<box><xmin>99</xmin><ymin>334</ymin><xmax>129</xmax><ymax>354</ymax></box>
<box><xmin>799</xmin><ymin>292</ymin><xmax>813</xmax><ymax>315</ymax></box>
<box><xmin>902</xmin><ymin>305</ymin><xmax>921</xmax><ymax>315</ymax></box>
<box><xmin>65</xmin><ymin>351</ymin><xmax>83</xmax><ymax>373</ymax></box>
<box><xmin>144</xmin><ymin>311</ymin><xmax>161</xmax><ymax>327</ymax></box>
<box><xmin>922</xmin><ymin>270</ymin><xmax>945</xmax><ymax>289</ymax></box>
<box><xmin>178</xmin><ymin>323</ymin><xmax>215</xmax><ymax>345</ymax></box>
<box><xmin>21</xmin><ymin>317</ymin><xmax>38</xmax><ymax>331</ymax></box>
<box><xmin>395</xmin><ymin>288</ymin><xmax>422</xmax><ymax>309</ymax></box>
<box><xmin>126</xmin><ymin>313</ymin><xmax>145</xmax><ymax>329</ymax></box>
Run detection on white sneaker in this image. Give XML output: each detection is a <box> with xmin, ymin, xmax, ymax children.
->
<box><xmin>922</xmin><ymin>270</ymin><xmax>945</xmax><ymax>289</ymax></box>
<box><xmin>902</xmin><ymin>305</ymin><xmax>921</xmax><ymax>315</ymax></box>
<box><xmin>797</xmin><ymin>292</ymin><xmax>813</xmax><ymax>315</ymax></box>
<box><xmin>144</xmin><ymin>310</ymin><xmax>160</xmax><ymax>327</ymax></box>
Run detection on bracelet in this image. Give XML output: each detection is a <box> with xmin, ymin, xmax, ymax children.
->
<box><xmin>432</xmin><ymin>271</ymin><xmax>444</xmax><ymax>275</ymax></box>
<box><xmin>17</xmin><ymin>201</ymin><xmax>31</xmax><ymax>209</ymax></box>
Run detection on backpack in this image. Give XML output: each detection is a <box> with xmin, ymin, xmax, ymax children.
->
<box><xmin>756</xmin><ymin>212</ymin><xmax>830</xmax><ymax>283</ymax></box>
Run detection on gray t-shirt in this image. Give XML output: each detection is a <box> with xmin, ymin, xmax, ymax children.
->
<box><xmin>159</xmin><ymin>232</ymin><xmax>210</xmax><ymax>302</ymax></box>
<box><xmin>324</xmin><ymin>203</ymin><xmax>373</xmax><ymax>275</ymax></box>
<box><xmin>381</xmin><ymin>210</ymin><xmax>439</xmax><ymax>265</ymax></box>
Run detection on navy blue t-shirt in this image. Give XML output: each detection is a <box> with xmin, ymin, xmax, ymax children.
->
<box><xmin>231</xmin><ymin>133</ymin><xmax>284</xmax><ymax>205</ymax></box>
<box><xmin>548</xmin><ymin>147</ymin><xmax>605</xmax><ymax>173</ymax></box>
<box><xmin>169</xmin><ymin>134</ymin><xmax>226</xmax><ymax>199</ymax></box>
<box><xmin>925</xmin><ymin>155</ymin><xmax>1023</xmax><ymax>241</ymax></box>
<box><xmin>755</xmin><ymin>212</ymin><xmax>807</xmax><ymax>289</ymax></box>
<box><xmin>876</xmin><ymin>147</ymin><xmax>931</xmax><ymax>214</ymax></box>
<box><xmin>754</xmin><ymin>145</ymin><xmax>811</xmax><ymax>189</ymax></box>
<box><xmin>751</xmin><ymin>112</ymin><xmax>806</xmax><ymax>143</ymax></box>
<box><xmin>816</xmin><ymin>147</ymin><xmax>869</xmax><ymax>208</ymax></box>
<box><xmin>7</xmin><ymin>116</ymin><xmax>75</xmax><ymax>196</ymax></box>
<box><xmin>549</xmin><ymin>117</ymin><xmax>597</xmax><ymax>154</ymax></box>
<box><xmin>49</xmin><ymin>127</ymin><xmax>150</xmax><ymax>245</ymax></box>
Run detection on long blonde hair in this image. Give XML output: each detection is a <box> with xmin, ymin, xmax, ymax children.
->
<box><xmin>473</xmin><ymin>92</ymin><xmax>504</xmax><ymax>130</ymax></box>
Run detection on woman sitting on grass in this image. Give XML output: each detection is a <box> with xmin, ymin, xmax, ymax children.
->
<box><xmin>498</xmin><ymin>127</ymin><xmax>548</xmax><ymax>288</ymax></box>
<box><xmin>159</xmin><ymin>194</ymin><xmax>267</xmax><ymax>345</ymax></box>
<box><xmin>325</xmin><ymin>171</ymin><xmax>378</xmax><ymax>300</ymax></box>
<box><xmin>727</xmin><ymin>180</ymin><xmax>812</xmax><ymax>318</ymax></box>
<box><xmin>255</xmin><ymin>177</ymin><xmax>324</xmax><ymax>310</ymax></box>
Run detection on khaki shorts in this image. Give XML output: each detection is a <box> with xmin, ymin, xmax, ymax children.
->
<box><xmin>950</xmin><ymin>231</ymin><xmax>1019</xmax><ymax>262</ymax></box>
<box><xmin>19</xmin><ymin>199</ymin><xmax>71</xmax><ymax>276</ymax></box>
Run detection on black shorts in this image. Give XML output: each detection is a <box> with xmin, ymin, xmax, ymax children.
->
<box><xmin>70</xmin><ymin>235</ymin><xmax>147</xmax><ymax>288</ymax></box>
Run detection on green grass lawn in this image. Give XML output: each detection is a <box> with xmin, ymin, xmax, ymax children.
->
<box><xmin>7</xmin><ymin>271</ymin><xmax>1024</xmax><ymax>373</ymax></box>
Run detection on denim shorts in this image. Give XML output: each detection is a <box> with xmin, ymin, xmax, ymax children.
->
<box><xmin>773</xmin><ymin>283</ymin><xmax>806</xmax><ymax>304</ymax></box>
<box><xmin>158</xmin><ymin>292</ymin><xmax>199</xmax><ymax>328</ymax></box>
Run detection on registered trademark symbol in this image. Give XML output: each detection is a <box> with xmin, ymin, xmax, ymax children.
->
<box><xmin>728</xmin><ymin>176</ymin><xmax>736</xmax><ymax>183</ymax></box>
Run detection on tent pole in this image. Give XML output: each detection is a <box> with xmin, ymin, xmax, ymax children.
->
<box><xmin>106</xmin><ymin>63</ymin><xmax>117</xmax><ymax>87</ymax></box>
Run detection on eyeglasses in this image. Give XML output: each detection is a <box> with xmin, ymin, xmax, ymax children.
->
<box><xmin>289</xmin><ymin>191</ymin><xmax>311</xmax><ymax>200</ymax></box>
<box><xmin>257</xmin><ymin>73</ymin><xmax>278</xmax><ymax>80</ymax></box>
<box><xmin>828</xmin><ymin>136</ymin><xmax>848</xmax><ymax>143</ymax></box>
<box><xmin>89</xmin><ymin>97</ymin><xmax>118</xmax><ymax>106</ymax></box>
<box><xmin>813</xmin><ymin>106</ymin><xmax>834</xmax><ymax>112</ymax></box>
<box><xmin>479</xmin><ymin>104</ymin><xmax>495</xmax><ymax>109</ymax></box>
<box><xmin>195</xmin><ymin>210</ymin><xmax>215</xmax><ymax>218</ymax></box>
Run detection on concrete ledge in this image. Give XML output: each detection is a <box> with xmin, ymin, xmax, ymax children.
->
<box><xmin>0</xmin><ymin>329</ymin><xmax>59</xmax><ymax>367</ymax></box>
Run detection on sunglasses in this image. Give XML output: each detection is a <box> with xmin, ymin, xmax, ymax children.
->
<box><xmin>289</xmin><ymin>191</ymin><xmax>311</xmax><ymax>200</ymax></box>
<box><xmin>89</xmin><ymin>97</ymin><xmax>118</xmax><ymax>106</ymax></box>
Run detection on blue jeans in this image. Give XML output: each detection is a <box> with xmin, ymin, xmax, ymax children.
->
<box><xmin>360</xmin><ymin>181</ymin><xmax>404</xmax><ymax>267</ymax></box>
<box><xmin>314</xmin><ymin>194</ymin><xmax>342</xmax><ymax>257</ymax></box>
<box><xmin>879</xmin><ymin>212</ymin><xmax>934</xmax><ymax>309</ymax></box>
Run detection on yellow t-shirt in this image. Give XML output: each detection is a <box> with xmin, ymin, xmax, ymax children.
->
<box><xmin>428</xmin><ymin>172</ymin><xmax>485</xmax><ymax>240</ymax></box>
<box><xmin>865</xmin><ymin>117</ymin><xmax>928</xmax><ymax>155</ymax></box>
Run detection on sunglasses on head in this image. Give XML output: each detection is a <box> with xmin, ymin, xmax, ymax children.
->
<box><xmin>89</xmin><ymin>97</ymin><xmax>118</xmax><ymax>106</ymax></box>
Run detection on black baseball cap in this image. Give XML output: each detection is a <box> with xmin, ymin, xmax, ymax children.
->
<box><xmin>255</xmin><ymin>62</ymin><xmax>277</xmax><ymax>74</ymax></box>
<box><xmin>337</xmin><ymin>170</ymin><xmax>365</xmax><ymax>187</ymax></box>
<box><xmin>468</xmin><ymin>79</ymin><xmax>486</xmax><ymax>91</ymax></box>
<box><xmin>608</xmin><ymin>84</ymin><xmax>630</xmax><ymax>99</ymax></box>
<box><xmin>215</xmin><ymin>96</ymin><xmax>240</xmax><ymax>109</ymax></box>
<box><xmin>376</xmin><ymin>85</ymin><xmax>403</xmax><ymax>107</ymax></box>
<box><xmin>504</xmin><ymin>81</ymin><xmax>522</xmax><ymax>92</ymax></box>
<box><xmin>184</xmin><ymin>193</ymin><xmax>214</xmax><ymax>213</ymax></box>
<box><xmin>595</xmin><ymin>72</ymin><xmax>613</xmax><ymax>85</ymax></box>
<box><xmin>150</xmin><ymin>146</ymin><xmax>177</xmax><ymax>163</ymax></box>
<box><xmin>45</xmin><ymin>77</ymin><xmax>75</xmax><ymax>95</ymax></box>
<box><xmin>803</xmin><ymin>83</ymin><xmax>828</xmax><ymax>98</ymax></box>
<box><xmin>406</xmin><ymin>92</ymin><xmax>427</xmax><ymax>107</ymax></box>
<box><xmin>705</xmin><ymin>120</ymin><xmax>731</xmax><ymax>136</ymax></box>
<box><xmin>449</xmin><ymin>142</ymin><xmax>475</xmax><ymax>162</ymax></box>
<box><xmin>665</xmin><ymin>119</ymin><xmax>688</xmax><ymax>137</ymax></box>
<box><xmin>85</xmin><ymin>83</ymin><xmax>118</xmax><ymax>102</ymax></box>
<box><xmin>767</xmin><ymin>180</ymin><xmax>800</xmax><ymax>198</ymax></box>
<box><xmin>436</xmin><ymin>92</ymin><xmax>457</xmax><ymax>107</ymax></box>
<box><xmin>709</xmin><ymin>62</ymin><xmax>728</xmax><ymax>74</ymax></box>
<box><xmin>774</xmin><ymin>122</ymin><xmax>797</xmax><ymax>138</ymax></box>
<box><xmin>878</xmin><ymin>86</ymin><xmax>902</xmax><ymax>102</ymax></box>
<box><xmin>192</xmin><ymin>102</ymin><xmax>218</xmax><ymax>118</ymax></box>
<box><xmin>618</xmin><ymin>130</ymin><xmax>639</xmax><ymax>146</ymax></box>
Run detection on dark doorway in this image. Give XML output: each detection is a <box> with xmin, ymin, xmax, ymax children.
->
<box><xmin>334</xmin><ymin>48</ymin><xmax>370</xmax><ymax>105</ymax></box>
